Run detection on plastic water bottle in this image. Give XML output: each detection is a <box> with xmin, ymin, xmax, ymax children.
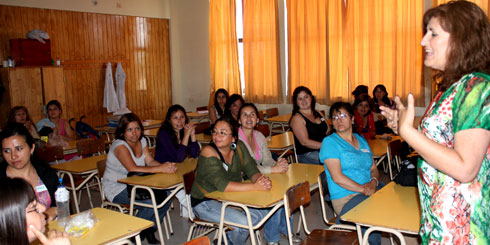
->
<box><xmin>55</xmin><ymin>178</ymin><xmax>70</xmax><ymax>227</ymax></box>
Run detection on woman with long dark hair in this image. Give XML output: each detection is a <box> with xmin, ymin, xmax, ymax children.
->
<box><xmin>381</xmin><ymin>1</ymin><xmax>490</xmax><ymax>243</ymax></box>
<box><xmin>289</xmin><ymin>86</ymin><xmax>329</xmax><ymax>164</ymax></box>
<box><xmin>0</xmin><ymin>123</ymin><xmax>59</xmax><ymax>221</ymax></box>
<box><xmin>223</xmin><ymin>94</ymin><xmax>244</xmax><ymax>130</ymax></box>
<box><xmin>0</xmin><ymin>177</ymin><xmax>70</xmax><ymax>245</ymax></box>
<box><xmin>209</xmin><ymin>88</ymin><xmax>229</xmax><ymax>124</ymax></box>
<box><xmin>154</xmin><ymin>104</ymin><xmax>199</xmax><ymax>163</ymax></box>
<box><xmin>7</xmin><ymin>106</ymin><xmax>40</xmax><ymax>139</ymax></box>
<box><xmin>102</xmin><ymin>113</ymin><xmax>177</xmax><ymax>244</ymax></box>
<box><xmin>191</xmin><ymin>117</ymin><xmax>286</xmax><ymax>244</ymax></box>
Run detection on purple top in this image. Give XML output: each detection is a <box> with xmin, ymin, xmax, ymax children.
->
<box><xmin>154</xmin><ymin>129</ymin><xmax>199</xmax><ymax>163</ymax></box>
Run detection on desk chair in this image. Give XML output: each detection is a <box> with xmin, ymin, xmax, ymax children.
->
<box><xmin>183</xmin><ymin>171</ymin><xmax>229</xmax><ymax>244</ymax></box>
<box><xmin>362</xmin><ymin>227</ymin><xmax>406</xmax><ymax>245</ymax></box>
<box><xmin>284</xmin><ymin>181</ymin><xmax>358</xmax><ymax>245</ymax></box>
<box><xmin>35</xmin><ymin>146</ymin><xmax>64</xmax><ymax>164</ymax></box>
<box><xmin>387</xmin><ymin>140</ymin><xmax>403</xmax><ymax>180</ymax></box>
<box><xmin>196</xmin><ymin>106</ymin><xmax>208</xmax><ymax>112</ymax></box>
<box><xmin>256</xmin><ymin>124</ymin><xmax>270</xmax><ymax>137</ymax></box>
<box><xmin>75</xmin><ymin>138</ymin><xmax>106</xmax><ymax>208</ymax></box>
<box><xmin>96</xmin><ymin>159</ymin><xmax>130</xmax><ymax>213</ymax></box>
<box><xmin>77</xmin><ymin>138</ymin><xmax>106</xmax><ymax>157</ymax></box>
<box><xmin>184</xmin><ymin>236</ymin><xmax>210</xmax><ymax>245</ymax></box>
<box><xmin>266</xmin><ymin>107</ymin><xmax>286</xmax><ymax>134</ymax></box>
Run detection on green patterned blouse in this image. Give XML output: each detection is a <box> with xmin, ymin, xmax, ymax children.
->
<box><xmin>418</xmin><ymin>72</ymin><xmax>490</xmax><ymax>244</ymax></box>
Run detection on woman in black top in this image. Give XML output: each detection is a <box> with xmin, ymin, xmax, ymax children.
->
<box><xmin>289</xmin><ymin>86</ymin><xmax>330</xmax><ymax>164</ymax></box>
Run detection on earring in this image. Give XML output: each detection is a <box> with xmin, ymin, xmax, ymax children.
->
<box><xmin>230</xmin><ymin>142</ymin><xmax>237</xmax><ymax>150</ymax></box>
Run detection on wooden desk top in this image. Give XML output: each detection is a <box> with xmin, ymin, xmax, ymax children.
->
<box><xmin>366</xmin><ymin>135</ymin><xmax>402</xmax><ymax>158</ymax></box>
<box><xmin>264</xmin><ymin>113</ymin><xmax>291</xmax><ymax>123</ymax></box>
<box><xmin>205</xmin><ymin>163</ymin><xmax>324</xmax><ymax>208</ymax></box>
<box><xmin>46</xmin><ymin>207</ymin><xmax>153</xmax><ymax>245</ymax></box>
<box><xmin>144</xmin><ymin>128</ymin><xmax>159</xmax><ymax>137</ymax></box>
<box><xmin>341</xmin><ymin>182</ymin><xmax>421</xmax><ymax>234</ymax></box>
<box><xmin>187</xmin><ymin>111</ymin><xmax>209</xmax><ymax>118</ymax></box>
<box><xmin>267</xmin><ymin>131</ymin><xmax>294</xmax><ymax>150</ymax></box>
<box><xmin>196</xmin><ymin>133</ymin><xmax>213</xmax><ymax>144</ymax></box>
<box><xmin>51</xmin><ymin>154</ymin><xmax>107</xmax><ymax>174</ymax></box>
<box><xmin>118</xmin><ymin>158</ymin><xmax>198</xmax><ymax>189</ymax></box>
<box><xmin>96</xmin><ymin>119</ymin><xmax>162</xmax><ymax>133</ymax></box>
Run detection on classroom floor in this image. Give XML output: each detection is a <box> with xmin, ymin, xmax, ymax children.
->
<box><xmin>77</xmin><ymin>166</ymin><xmax>420</xmax><ymax>245</ymax></box>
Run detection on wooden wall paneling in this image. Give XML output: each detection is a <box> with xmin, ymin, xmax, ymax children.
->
<box><xmin>0</xmin><ymin>5</ymin><xmax>172</xmax><ymax>127</ymax></box>
<box><xmin>42</xmin><ymin>67</ymin><xmax>66</xmax><ymax>112</ymax></box>
<box><xmin>10</xmin><ymin>68</ymin><xmax>44</xmax><ymax>122</ymax></box>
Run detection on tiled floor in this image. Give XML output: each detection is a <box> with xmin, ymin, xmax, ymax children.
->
<box><xmin>77</xmin><ymin>166</ymin><xmax>419</xmax><ymax>245</ymax></box>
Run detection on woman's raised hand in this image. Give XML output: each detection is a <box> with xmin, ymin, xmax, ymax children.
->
<box><xmin>159</xmin><ymin>162</ymin><xmax>177</xmax><ymax>173</ymax></box>
<box><xmin>29</xmin><ymin>225</ymin><xmax>71</xmax><ymax>245</ymax></box>
<box><xmin>254</xmin><ymin>174</ymin><xmax>272</xmax><ymax>191</ymax></box>
<box><xmin>381</xmin><ymin>94</ymin><xmax>415</xmax><ymax>137</ymax></box>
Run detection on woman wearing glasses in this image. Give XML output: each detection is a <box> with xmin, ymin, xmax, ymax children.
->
<box><xmin>319</xmin><ymin>102</ymin><xmax>381</xmax><ymax>244</ymax></box>
<box><xmin>0</xmin><ymin>177</ymin><xmax>70</xmax><ymax>245</ymax></box>
<box><xmin>190</xmin><ymin>117</ymin><xmax>285</xmax><ymax>245</ymax></box>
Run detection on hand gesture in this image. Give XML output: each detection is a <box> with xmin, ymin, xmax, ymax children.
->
<box><xmin>29</xmin><ymin>225</ymin><xmax>71</xmax><ymax>245</ymax></box>
<box><xmin>380</xmin><ymin>101</ymin><xmax>399</xmax><ymax>134</ymax></box>
<box><xmin>381</xmin><ymin>95</ymin><xmax>415</xmax><ymax>137</ymax></box>
<box><xmin>271</xmin><ymin>158</ymin><xmax>288</xmax><ymax>173</ymax></box>
<box><xmin>160</xmin><ymin>162</ymin><xmax>177</xmax><ymax>173</ymax></box>
<box><xmin>254</xmin><ymin>174</ymin><xmax>272</xmax><ymax>191</ymax></box>
<box><xmin>183</xmin><ymin>123</ymin><xmax>196</xmax><ymax>138</ymax></box>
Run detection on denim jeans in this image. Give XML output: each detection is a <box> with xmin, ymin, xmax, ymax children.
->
<box><xmin>113</xmin><ymin>188</ymin><xmax>171</xmax><ymax>230</ymax></box>
<box><xmin>334</xmin><ymin>182</ymin><xmax>385</xmax><ymax>245</ymax></box>
<box><xmin>297</xmin><ymin>150</ymin><xmax>321</xmax><ymax>165</ymax></box>
<box><xmin>193</xmin><ymin>199</ymin><xmax>288</xmax><ymax>244</ymax></box>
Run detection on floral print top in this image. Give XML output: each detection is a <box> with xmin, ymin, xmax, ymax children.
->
<box><xmin>418</xmin><ymin>72</ymin><xmax>490</xmax><ymax>244</ymax></box>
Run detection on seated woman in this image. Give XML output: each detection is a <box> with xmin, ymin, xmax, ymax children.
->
<box><xmin>38</xmin><ymin>100</ymin><xmax>76</xmax><ymax>142</ymax></box>
<box><xmin>372</xmin><ymin>84</ymin><xmax>395</xmax><ymax>134</ymax></box>
<box><xmin>353</xmin><ymin>94</ymin><xmax>376</xmax><ymax>139</ymax></box>
<box><xmin>222</xmin><ymin>94</ymin><xmax>244</xmax><ymax>130</ymax></box>
<box><xmin>238</xmin><ymin>103</ymin><xmax>288</xmax><ymax>174</ymax></box>
<box><xmin>319</xmin><ymin>102</ymin><xmax>381</xmax><ymax>244</ymax></box>
<box><xmin>190</xmin><ymin>117</ymin><xmax>285</xmax><ymax>245</ymax></box>
<box><xmin>289</xmin><ymin>86</ymin><xmax>329</xmax><ymax>164</ymax></box>
<box><xmin>209</xmin><ymin>88</ymin><xmax>229</xmax><ymax>124</ymax></box>
<box><xmin>154</xmin><ymin>104</ymin><xmax>199</xmax><ymax>217</ymax></box>
<box><xmin>8</xmin><ymin>106</ymin><xmax>40</xmax><ymax>139</ymax></box>
<box><xmin>102</xmin><ymin>113</ymin><xmax>177</xmax><ymax>244</ymax></box>
<box><xmin>155</xmin><ymin>104</ymin><xmax>199</xmax><ymax>163</ymax></box>
<box><xmin>0</xmin><ymin>177</ymin><xmax>70</xmax><ymax>245</ymax></box>
<box><xmin>0</xmin><ymin>123</ymin><xmax>59</xmax><ymax>221</ymax></box>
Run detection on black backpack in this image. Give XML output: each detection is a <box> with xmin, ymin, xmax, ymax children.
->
<box><xmin>69</xmin><ymin>116</ymin><xmax>100</xmax><ymax>139</ymax></box>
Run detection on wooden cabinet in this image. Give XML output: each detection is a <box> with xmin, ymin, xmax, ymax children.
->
<box><xmin>0</xmin><ymin>67</ymin><xmax>65</xmax><ymax>128</ymax></box>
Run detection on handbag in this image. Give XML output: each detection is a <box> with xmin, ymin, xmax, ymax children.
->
<box><xmin>394</xmin><ymin>160</ymin><xmax>417</xmax><ymax>187</ymax></box>
<box><xmin>126</xmin><ymin>172</ymin><xmax>168</xmax><ymax>203</ymax></box>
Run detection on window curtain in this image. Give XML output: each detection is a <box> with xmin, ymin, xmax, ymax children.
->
<box><xmin>286</xmin><ymin>0</ymin><xmax>328</xmax><ymax>104</ymax></box>
<box><xmin>209</xmin><ymin>0</ymin><xmax>242</xmax><ymax>99</ymax></box>
<box><xmin>242</xmin><ymin>0</ymin><xmax>283</xmax><ymax>103</ymax></box>
<box><xmin>435</xmin><ymin>0</ymin><xmax>490</xmax><ymax>14</ymax></box>
<box><xmin>345</xmin><ymin>0</ymin><xmax>425</xmax><ymax>106</ymax></box>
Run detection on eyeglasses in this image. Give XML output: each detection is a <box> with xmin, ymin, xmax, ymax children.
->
<box><xmin>26</xmin><ymin>202</ymin><xmax>41</xmax><ymax>214</ymax></box>
<box><xmin>331</xmin><ymin>113</ymin><xmax>349</xmax><ymax>121</ymax></box>
<box><xmin>211</xmin><ymin>130</ymin><xmax>232</xmax><ymax>137</ymax></box>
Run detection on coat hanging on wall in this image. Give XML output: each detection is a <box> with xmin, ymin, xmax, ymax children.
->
<box><xmin>103</xmin><ymin>62</ymin><xmax>119</xmax><ymax>113</ymax></box>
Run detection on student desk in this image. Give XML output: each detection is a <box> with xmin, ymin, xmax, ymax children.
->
<box><xmin>46</xmin><ymin>207</ymin><xmax>153</xmax><ymax>245</ymax></box>
<box><xmin>264</xmin><ymin>113</ymin><xmax>291</xmax><ymax>133</ymax></box>
<box><xmin>205</xmin><ymin>163</ymin><xmax>325</xmax><ymax>245</ymax></box>
<box><xmin>187</xmin><ymin>111</ymin><xmax>209</xmax><ymax>123</ymax></box>
<box><xmin>118</xmin><ymin>158</ymin><xmax>198</xmax><ymax>245</ymax></box>
<box><xmin>341</xmin><ymin>182</ymin><xmax>420</xmax><ymax>243</ymax></box>
<box><xmin>366</xmin><ymin>135</ymin><xmax>402</xmax><ymax>166</ymax></box>
<box><xmin>51</xmin><ymin>154</ymin><xmax>107</xmax><ymax>213</ymax></box>
<box><xmin>196</xmin><ymin>133</ymin><xmax>213</xmax><ymax>144</ymax></box>
<box><xmin>96</xmin><ymin>119</ymin><xmax>163</xmax><ymax>141</ymax></box>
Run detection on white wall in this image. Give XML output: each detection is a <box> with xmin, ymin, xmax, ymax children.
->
<box><xmin>0</xmin><ymin>0</ymin><xmax>170</xmax><ymax>18</ymax></box>
<box><xmin>168</xmin><ymin>0</ymin><xmax>211</xmax><ymax>110</ymax></box>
